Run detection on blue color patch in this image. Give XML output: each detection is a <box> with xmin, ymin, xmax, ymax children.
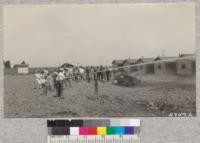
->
<box><xmin>125</xmin><ymin>127</ymin><xmax>134</xmax><ymax>134</ymax></box>
<box><xmin>115</xmin><ymin>127</ymin><xmax>125</xmax><ymax>135</ymax></box>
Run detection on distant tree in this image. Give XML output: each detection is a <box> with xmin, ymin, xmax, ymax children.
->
<box><xmin>21</xmin><ymin>61</ymin><xmax>26</xmax><ymax>64</ymax></box>
<box><xmin>5</xmin><ymin>60</ymin><xmax>11</xmax><ymax>68</ymax></box>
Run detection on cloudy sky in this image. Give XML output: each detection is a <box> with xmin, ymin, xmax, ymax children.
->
<box><xmin>3</xmin><ymin>3</ymin><xmax>195</xmax><ymax>67</ymax></box>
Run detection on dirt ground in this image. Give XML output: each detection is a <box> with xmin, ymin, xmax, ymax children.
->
<box><xmin>4</xmin><ymin>74</ymin><xmax>196</xmax><ymax>118</ymax></box>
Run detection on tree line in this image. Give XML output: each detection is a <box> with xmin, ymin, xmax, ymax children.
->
<box><xmin>4</xmin><ymin>60</ymin><xmax>26</xmax><ymax>68</ymax></box>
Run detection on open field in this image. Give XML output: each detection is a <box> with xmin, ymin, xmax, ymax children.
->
<box><xmin>4</xmin><ymin>74</ymin><xmax>195</xmax><ymax>118</ymax></box>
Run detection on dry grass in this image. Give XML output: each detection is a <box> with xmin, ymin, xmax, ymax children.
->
<box><xmin>4</xmin><ymin>74</ymin><xmax>195</xmax><ymax>118</ymax></box>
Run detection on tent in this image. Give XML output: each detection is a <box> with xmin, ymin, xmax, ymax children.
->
<box><xmin>60</xmin><ymin>63</ymin><xmax>74</xmax><ymax>68</ymax></box>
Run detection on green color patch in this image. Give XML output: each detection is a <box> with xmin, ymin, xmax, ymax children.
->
<box><xmin>107</xmin><ymin>127</ymin><xmax>115</xmax><ymax>135</ymax></box>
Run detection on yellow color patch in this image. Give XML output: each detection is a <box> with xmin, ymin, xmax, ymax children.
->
<box><xmin>97</xmin><ymin>127</ymin><xmax>106</xmax><ymax>135</ymax></box>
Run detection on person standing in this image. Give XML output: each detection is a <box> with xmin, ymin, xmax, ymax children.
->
<box><xmin>94</xmin><ymin>68</ymin><xmax>98</xmax><ymax>95</ymax></box>
<box><xmin>99</xmin><ymin>66</ymin><xmax>104</xmax><ymax>81</ymax></box>
<box><xmin>44</xmin><ymin>73</ymin><xmax>53</xmax><ymax>96</ymax></box>
<box><xmin>86</xmin><ymin>67</ymin><xmax>90</xmax><ymax>83</ymax></box>
<box><xmin>90</xmin><ymin>66</ymin><xmax>94</xmax><ymax>80</ymax></box>
<box><xmin>56</xmin><ymin>68</ymin><xmax>65</xmax><ymax>98</ymax></box>
<box><xmin>64</xmin><ymin>68</ymin><xmax>71</xmax><ymax>87</ymax></box>
<box><xmin>106</xmin><ymin>67</ymin><xmax>111</xmax><ymax>82</ymax></box>
<box><xmin>97</xmin><ymin>66</ymin><xmax>100</xmax><ymax>81</ymax></box>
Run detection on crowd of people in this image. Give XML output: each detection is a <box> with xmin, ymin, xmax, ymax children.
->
<box><xmin>34</xmin><ymin>66</ymin><xmax>113</xmax><ymax>98</ymax></box>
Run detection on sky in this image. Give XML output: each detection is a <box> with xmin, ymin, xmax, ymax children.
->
<box><xmin>3</xmin><ymin>3</ymin><xmax>195</xmax><ymax>67</ymax></box>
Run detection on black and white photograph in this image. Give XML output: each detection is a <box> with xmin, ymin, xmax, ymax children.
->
<box><xmin>3</xmin><ymin>3</ymin><xmax>196</xmax><ymax>118</ymax></box>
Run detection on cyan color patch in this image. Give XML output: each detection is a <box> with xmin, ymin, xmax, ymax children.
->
<box><xmin>115</xmin><ymin>127</ymin><xmax>125</xmax><ymax>135</ymax></box>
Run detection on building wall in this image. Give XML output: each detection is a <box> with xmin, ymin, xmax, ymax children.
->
<box><xmin>146</xmin><ymin>64</ymin><xmax>154</xmax><ymax>74</ymax></box>
<box><xmin>165</xmin><ymin>62</ymin><xmax>177</xmax><ymax>75</ymax></box>
<box><xmin>123</xmin><ymin>62</ymin><xmax>137</xmax><ymax>73</ymax></box>
<box><xmin>112</xmin><ymin>63</ymin><xmax>117</xmax><ymax>68</ymax></box>
<box><xmin>4</xmin><ymin>68</ymin><xmax>17</xmax><ymax>75</ymax></box>
<box><xmin>154</xmin><ymin>62</ymin><xmax>177</xmax><ymax>75</ymax></box>
<box><xmin>154</xmin><ymin>63</ymin><xmax>166</xmax><ymax>74</ymax></box>
<box><xmin>123</xmin><ymin>62</ymin><xmax>130</xmax><ymax>73</ymax></box>
<box><xmin>177</xmin><ymin>60</ymin><xmax>195</xmax><ymax>76</ymax></box>
<box><xmin>137</xmin><ymin>65</ymin><xmax>146</xmax><ymax>73</ymax></box>
<box><xmin>17</xmin><ymin>67</ymin><xmax>29</xmax><ymax>74</ymax></box>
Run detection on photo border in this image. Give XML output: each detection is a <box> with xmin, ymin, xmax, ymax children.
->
<box><xmin>0</xmin><ymin>0</ymin><xmax>199</xmax><ymax>143</ymax></box>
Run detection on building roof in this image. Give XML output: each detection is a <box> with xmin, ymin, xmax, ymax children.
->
<box><xmin>13</xmin><ymin>64</ymin><xmax>29</xmax><ymax>68</ymax></box>
<box><xmin>136</xmin><ymin>57</ymin><xmax>155</xmax><ymax>63</ymax></box>
<box><xmin>177</xmin><ymin>56</ymin><xmax>196</xmax><ymax>62</ymax></box>
<box><xmin>179</xmin><ymin>53</ymin><xmax>195</xmax><ymax>57</ymax></box>
<box><xmin>112</xmin><ymin>60</ymin><xmax>124</xmax><ymax>64</ymax></box>
<box><xmin>60</xmin><ymin>63</ymin><xmax>74</xmax><ymax>68</ymax></box>
<box><xmin>123</xmin><ymin>59</ymin><xmax>137</xmax><ymax>64</ymax></box>
<box><xmin>154</xmin><ymin>56</ymin><xmax>177</xmax><ymax>61</ymax></box>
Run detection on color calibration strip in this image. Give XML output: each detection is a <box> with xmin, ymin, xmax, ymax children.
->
<box><xmin>49</xmin><ymin>126</ymin><xmax>138</xmax><ymax>135</ymax></box>
<box><xmin>47</xmin><ymin>119</ymin><xmax>140</xmax><ymax>143</ymax></box>
<box><xmin>47</xmin><ymin>119</ymin><xmax>140</xmax><ymax>136</ymax></box>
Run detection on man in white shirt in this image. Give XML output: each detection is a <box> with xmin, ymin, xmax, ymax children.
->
<box><xmin>56</xmin><ymin>71</ymin><xmax>65</xmax><ymax>81</ymax></box>
<box><xmin>56</xmin><ymin>68</ymin><xmax>65</xmax><ymax>98</ymax></box>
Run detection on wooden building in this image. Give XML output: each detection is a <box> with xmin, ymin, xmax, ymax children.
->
<box><xmin>136</xmin><ymin>57</ymin><xmax>155</xmax><ymax>74</ymax></box>
<box><xmin>177</xmin><ymin>57</ymin><xmax>196</xmax><ymax>76</ymax></box>
<box><xmin>13</xmin><ymin>64</ymin><xmax>29</xmax><ymax>74</ymax></box>
<box><xmin>123</xmin><ymin>59</ymin><xmax>137</xmax><ymax>73</ymax></box>
<box><xmin>154</xmin><ymin>57</ymin><xmax>177</xmax><ymax>75</ymax></box>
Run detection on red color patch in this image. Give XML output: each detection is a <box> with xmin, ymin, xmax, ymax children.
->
<box><xmin>88</xmin><ymin>127</ymin><xmax>97</xmax><ymax>135</ymax></box>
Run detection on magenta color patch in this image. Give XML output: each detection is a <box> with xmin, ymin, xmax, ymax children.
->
<box><xmin>79</xmin><ymin>127</ymin><xmax>88</xmax><ymax>135</ymax></box>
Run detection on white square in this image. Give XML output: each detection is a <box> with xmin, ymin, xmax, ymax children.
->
<box><xmin>70</xmin><ymin>127</ymin><xmax>79</xmax><ymax>135</ymax></box>
<box><xmin>129</xmin><ymin>119</ymin><xmax>140</xmax><ymax>127</ymax></box>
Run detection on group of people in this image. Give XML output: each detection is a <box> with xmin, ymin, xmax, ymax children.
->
<box><xmin>35</xmin><ymin>68</ymin><xmax>71</xmax><ymax>97</ymax></box>
<box><xmin>34</xmin><ymin>66</ymin><xmax>113</xmax><ymax>98</ymax></box>
<box><xmin>85</xmin><ymin>66</ymin><xmax>112</xmax><ymax>82</ymax></box>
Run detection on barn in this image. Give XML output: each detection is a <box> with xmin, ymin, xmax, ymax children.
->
<box><xmin>154</xmin><ymin>57</ymin><xmax>177</xmax><ymax>75</ymax></box>
<box><xmin>13</xmin><ymin>64</ymin><xmax>29</xmax><ymax>74</ymax></box>
<box><xmin>176</xmin><ymin>54</ymin><xmax>195</xmax><ymax>76</ymax></box>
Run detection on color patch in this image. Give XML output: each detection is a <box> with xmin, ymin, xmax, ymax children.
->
<box><xmin>129</xmin><ymin>119</ymin><xmax>140</xmax><ymax>127</ymax></box>
<box><xmin>88</xmin><ymin>127</ymin><xmax>97</xmax><ymax>135</ymax></box>
<box><xmin>110</xmin><ymin>119</ymin><xmax>120</xmax><ymax>126</ymax></box>
<box><xmin>70</xmin><ymin>127</ymin><xmax>79</xmax><ymax>135</ymax></box>
<box><xmin>97</xmin><ymin>127</ymin><xmax>106</xmax><ymax>135</ymax></box>
<box><xmin>51</xmin><ymin>127</ymin><xmax>69</xmax><ymax>135</ymax></box>
<box><xmin>125</xmin><ymin>127</ymin><xmax>134</xmax><ymax>134</ymax></box>
<box><xmin>83</xmin><ymin>120</ymin><xmax>110</xmax><ymax>127</ymax></box>
<box><xmin>106</xmin><ymin>127</ymin><xmax>115</xmax><ymax>135</ymax></box>
<box><xmin>115</xmin><ymin>127</ymin><xmax>125</xmax><ymax>135</ymax></box>
<box><xmin>70</xmin><ymin>120</ymin><xmax>84</xmax><ymax>127</ymax></box>
<box><xmin>79</xmin><ymin>127</ymin><xmax>88</xmax><ymax>135</ymax></box>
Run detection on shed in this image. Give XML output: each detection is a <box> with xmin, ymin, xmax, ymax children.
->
<box><xmin>13</xmin><ymin>64</ymin><xmax>29</xmax><ymax>74</ymax></box>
